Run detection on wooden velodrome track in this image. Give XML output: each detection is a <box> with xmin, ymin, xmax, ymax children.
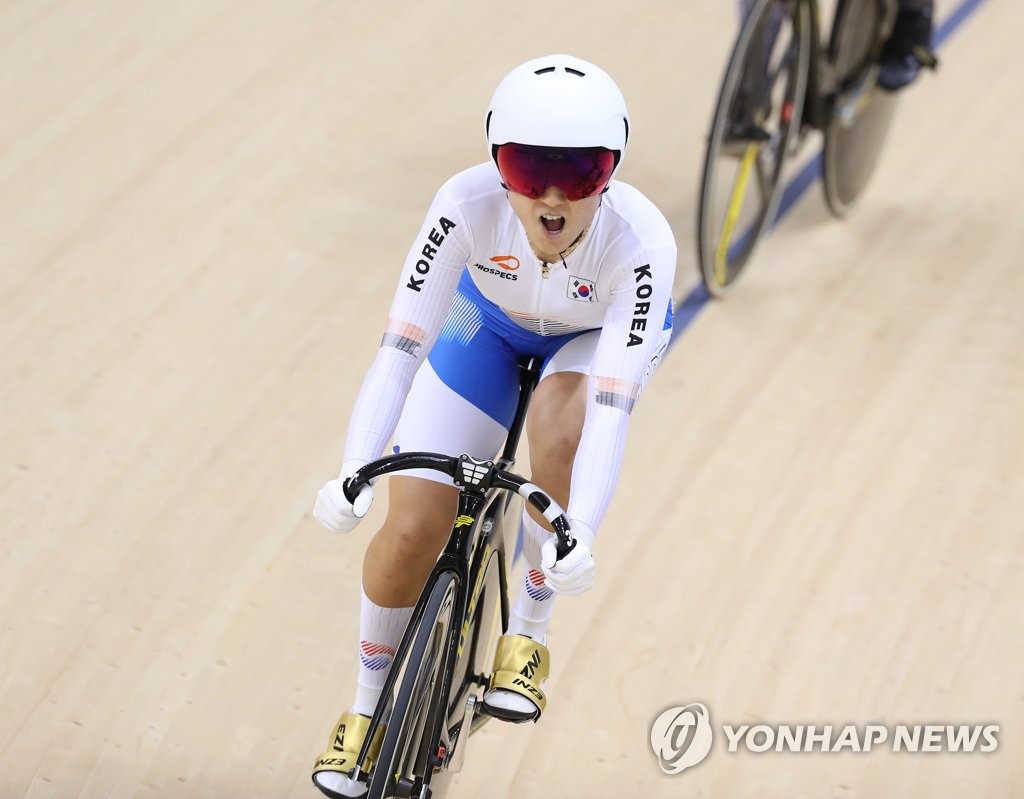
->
<box><xmin>1</xmin><ymin>1</ymin><xmax>1020</xmax><ymax>796</ymax></box>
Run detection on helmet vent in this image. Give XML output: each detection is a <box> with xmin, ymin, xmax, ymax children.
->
<box><xmin>533</xmin><ymin>65</ymin><xmax>587</xmax><ymax>78</ymax></box>
<box><xmin>487</xmin><ymin>56</ymin><xmax>628</xmax><ymax>159</ymax></box>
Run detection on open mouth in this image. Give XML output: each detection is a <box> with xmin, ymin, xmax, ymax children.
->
<box><xmin>541</xmin><ymin>214</ymin><xmax>566</xmax><ymax>236</ymax></box>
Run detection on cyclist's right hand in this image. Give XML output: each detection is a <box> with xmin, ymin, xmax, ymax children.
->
<box><xmin>540</xmin><ymin>519</ymin><xmax>595</xmax><ymax>596</ymax></box>
<box><xmin>313</xmin><ymin>459</ymin><xmax>373</xmax><ymax>534</ymax></box>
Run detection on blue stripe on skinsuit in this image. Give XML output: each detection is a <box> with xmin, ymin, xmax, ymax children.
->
<box><xmin>428</xmin><ymin>272</ymin><xmax>585</xmax><ymax>426</ymax></box>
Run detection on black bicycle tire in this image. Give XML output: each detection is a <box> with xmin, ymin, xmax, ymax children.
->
<box><xmin>697</xmin><ymin>0</ymin><xmax>811</xmax><ymax>297</ymax></box>
<box><xmin>821</xmin><ymin>0</ymin><xmax>899</xmax><ymax>217</ymax></box>
<box><xmin>367</xmin><ymin>571</ymin><xmax>458</xmax><ymax>799</ymax></box>
<box><xmin>420</xmin><ymin>549</ymin><xmax>504</xmax><ymax>799</ymax></box>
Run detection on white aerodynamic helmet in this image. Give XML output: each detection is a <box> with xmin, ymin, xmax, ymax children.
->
<box><xmin>485</xmin><ymin>54</ymin><xmax>631</xmax><ymax>177</ymax></box>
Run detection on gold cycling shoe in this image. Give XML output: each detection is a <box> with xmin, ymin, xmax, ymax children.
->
<box><xmin>482</xmin><ymin>633</ymin><xmax>550</xmax><ymax>723</ymax></box>
<box><xmin>311</xmin><ymin>711</ymin><xmax>385</xmax><ymax>797</ymax></box>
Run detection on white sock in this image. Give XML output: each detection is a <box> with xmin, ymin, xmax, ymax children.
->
<box><xmin>507</xmin><ymin>510</ymin><xmax>556</xmax><ymax>643</ymax></box>
<box><xmin>352</xmin><ymin>586</ymin><xmax>414</xmax><ymax>718</ymax></box>
<box><xmin>315</xmin><ymin>772</ymin><xmax>367</xmax><ymax>798</ymax></box>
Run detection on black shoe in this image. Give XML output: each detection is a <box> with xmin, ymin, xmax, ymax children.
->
<box><xmin>722</xmin><ymin>119</ymin><xmax>772</xmax><ymax>158</ymax></box>
<box><xmin>877</xmin><ymin>6</ymin><xmax>938</xmax><ymax>91</ymax></box>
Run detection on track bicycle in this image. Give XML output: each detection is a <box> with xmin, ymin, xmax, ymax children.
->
<box><xmin>321</xmin><ymin>357</ymin><xmax>576</xmax><ymax>799</ymax></box>
<box><xmin>697</xmin><ymin>0</ymin><xmax>914</xmax><ymax>296</ymax></box>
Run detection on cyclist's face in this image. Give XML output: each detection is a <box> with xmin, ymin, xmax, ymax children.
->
<box><xmin>506</xmin><ymin>185</ymin><xmax>601</xmax><ymax>263</ymax></box>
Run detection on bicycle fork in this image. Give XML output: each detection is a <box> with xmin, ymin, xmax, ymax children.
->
<box><xmin>432</xmin><ymin>496</ymin><xmax>513</xmax><ymax>772</ymax></box>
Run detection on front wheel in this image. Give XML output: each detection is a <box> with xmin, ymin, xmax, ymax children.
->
<box><xmin>367</xmin><ymin>572</ymin><xmax>457</xmax><ymax>799</ymax></box>
<box><xmin>697</xmin><ymin>0</ymin><xmax>811</xmax><ymax>297</ymax></box>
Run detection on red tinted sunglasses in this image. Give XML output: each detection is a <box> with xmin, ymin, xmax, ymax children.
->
<box><xmin>494</xmin><ymin>143</ymin><xmax>617</xmax><ymax>201</ymax></box>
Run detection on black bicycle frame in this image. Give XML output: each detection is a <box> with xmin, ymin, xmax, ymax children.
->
<box><xmin>803</xmin><ymin>0</ymin><xmax>898</xmax><ymax>130</ymax></box>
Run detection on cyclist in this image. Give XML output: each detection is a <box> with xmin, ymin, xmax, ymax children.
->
<box><xmin>736</xmin><ymin>0</ymin><xmax>937</xmax><ymax>90</ymax></box>
<box><xmin>727</xmin><ymin>0</ymin><xmax>937</xmax><ymax>147</ymax></box>
<box><xmin>310</xmin><ymin>54</ymin><xmax>676</xmax><ymax>798</ymax></box>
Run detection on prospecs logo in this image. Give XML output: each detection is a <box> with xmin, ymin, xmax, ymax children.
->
<box><xmin>491</xmin><ymin>254</ymin><xmax>519</xmax><ymax>271</ymax></box>
<box><xmin>473</xmin><ymin>255</ymin><xmax>519</xmax><ymax>281</ymax></box>
<box><xmin>649</xmin><ymin>703</ymin><xmax>1001</xmax><ymax>775</ymax></box>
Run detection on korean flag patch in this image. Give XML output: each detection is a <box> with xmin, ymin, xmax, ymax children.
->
<box><xmin>568</xmin><ymin>275</ymin><xmax>597</xmax><ymax>303</ymax></box>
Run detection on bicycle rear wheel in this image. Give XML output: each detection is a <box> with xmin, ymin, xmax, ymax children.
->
<box><xmin>368</xmin><ymin>572</ymin><xmax>457</xmax><ymax>799</ymax></box>
<box><xmin>697</xmin><ymin>0</ymin><xmax>811</xmax><ymax>297</ymax></box>
<box><xmin>821</xmin><ymin>0</ymin><xmax>899</xmax><ymax>217</ymax></box>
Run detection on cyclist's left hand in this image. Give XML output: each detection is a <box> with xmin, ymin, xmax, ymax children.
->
<box><xmin>541</xmin><ymin>520</ymin><xmax>595</xmax><ymax>596</ymax></box>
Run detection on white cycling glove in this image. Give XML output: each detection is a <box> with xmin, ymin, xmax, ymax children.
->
<box><xmin>540</xmin><ymin>519</ymin><xmax>595</xmax><ymax>596</ymax></box>
<box><xmin>313</xmin><ymin>459</ymin><xmax>374</xmax><ymax>534</ymax></box>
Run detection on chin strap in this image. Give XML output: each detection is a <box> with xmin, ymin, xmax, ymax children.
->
<box><xmin>559</xmin><ymin>224</ymin><xmax>590</xmax><ymax>263</ymax></box>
